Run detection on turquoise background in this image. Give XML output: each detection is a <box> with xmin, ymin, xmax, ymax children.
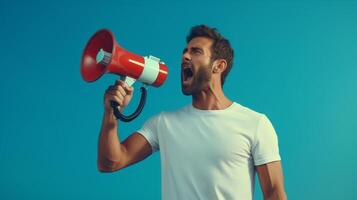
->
<box><xmin>1</xmin><ymin>0</ymin><xmax>356</xmax><ymax>199</ymax></box>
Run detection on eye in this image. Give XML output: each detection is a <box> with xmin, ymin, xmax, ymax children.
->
<box><xmin>192</xmin><ymin>49</ymin><xmax>202</xmax><ymax>55</ymax></box>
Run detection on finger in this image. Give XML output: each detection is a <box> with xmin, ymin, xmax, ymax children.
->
<box><xmin>107</xmin><ymin>85</ymin><xmax>119</xmax><ymax>92</ymax></box>
<box><xmin>124</xmin><ymin>86</ymin><xmax>134</xmax><ymax>95</ymax></box>
<box><xmin>109</xmin><ymin>85</ymin><xmax>125</xmax><ymax>96</ymax></box>
<box><xmin>117</xmin><ymin>86</ymin><xmax>127</xmax><ymax>97</ymax></box>
<box><xmin>109</xmin><ymin>85</ymin><xmax>127</xmax><ymax>97</ymax></box>
<box><xmin>125</xmin><ymin>86</ymin><xmax>134</xmax><ymax>92</ymax></box>
<box><xmin>109</xmin><ymin>93</ymin><xmax>124</xmax><ymax>103</ymax></box>
<box><xmin>108</xmin><ymin>95</ymin><xmax>123</xmax><ymax>107</ymax></box>
<box><xmin>106</xmin><ymin>90</ymin><xmax>124</xmax><ymax>101</ymax></box>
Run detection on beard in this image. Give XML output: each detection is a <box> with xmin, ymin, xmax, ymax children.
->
<box><xmin>181</xmin><ymin>62</ymin><xmax>213</xmax><ymax>96</ymax></box>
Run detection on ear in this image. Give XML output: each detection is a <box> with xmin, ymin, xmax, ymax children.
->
<box><xmin>213</xmin><ymin>59</ymin><xmax>227</xmax><ymax>74</ymax></box>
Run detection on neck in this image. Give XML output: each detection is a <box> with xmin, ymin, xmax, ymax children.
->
<box><xmin>192</xmin><ymin>81</ymin><xmax>232</xmax><ymax>110</ymax></box>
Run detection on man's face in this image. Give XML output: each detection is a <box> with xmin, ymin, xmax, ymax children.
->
<box><xmin>181</xmin><ymin>37</ymin><xmax>214</xmax><ymax>95</ymax></box>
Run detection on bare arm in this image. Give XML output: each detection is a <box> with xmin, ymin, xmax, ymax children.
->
<box><xmin>256</xmin><ymin>161</ymin><xmax>287</xmax><ymax>200</ymax></box>
<box><xmin>97</xmin><ymin>80</ymin><xmax>152</xmax><ymax>172</ymax></box>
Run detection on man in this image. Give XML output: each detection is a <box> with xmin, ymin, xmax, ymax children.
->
<box><xmin>97</xmin><ymin>25</ymin><xmax>287</xmax><ymax>200</ymax></box>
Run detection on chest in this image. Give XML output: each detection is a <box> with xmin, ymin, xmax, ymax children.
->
<box><xmin>158</xmin><ymin>116</ymin><xmax>254</xmax><ymax>166</ymax></box>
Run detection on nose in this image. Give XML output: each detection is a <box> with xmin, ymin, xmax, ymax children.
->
<box><xmin>182</xmin><ymin>51</ymin><xmax>191</xmax><ymax>63</ymax></box>
<box><xmin>182</xmin><ymin>49</ymin><xmax>191</xmax><ymax>62</ymax></box>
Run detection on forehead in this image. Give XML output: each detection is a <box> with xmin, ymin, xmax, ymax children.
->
<box><xmin>186</xmin><ymin>37</ymin><xmax>213</xmax><ymax>50</ymax></box>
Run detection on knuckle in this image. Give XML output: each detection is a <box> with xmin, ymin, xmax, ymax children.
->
<box><xmin>116</xmin><ymin>80</ymin><xmax>125</xmax><ymax>86</ymax></box>
<box><xmin>120</xmin><ymin>87</ymin><xmax>127</xmax><ymax>95</ymax></box>
<box><xmin>115</xmin><ymin>90</ymin><xmax>123</xmax><ymax>97</ymax></box>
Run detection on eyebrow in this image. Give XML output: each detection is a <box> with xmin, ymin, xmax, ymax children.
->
<box><xmin>182</xmin><ymin>47</ymin><xmax>203</xmax><ymax>54</ymax></box>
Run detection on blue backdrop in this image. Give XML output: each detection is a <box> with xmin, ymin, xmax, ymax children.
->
<box><xmin>1</xmin><ymin>0</ymin><xmax>356</xmax><ymax>199</ymax></box>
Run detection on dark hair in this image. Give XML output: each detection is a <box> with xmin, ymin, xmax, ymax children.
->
<box><xmin>186</xmin><ymin>25</ymin><xmax>234</xmax><ymax>86</ymax></box>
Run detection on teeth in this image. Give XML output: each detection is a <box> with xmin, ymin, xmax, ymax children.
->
<box><xmin>182</xmin><ymin>62</ymin><xmax>192</xmax><ymax>68</ymax></box>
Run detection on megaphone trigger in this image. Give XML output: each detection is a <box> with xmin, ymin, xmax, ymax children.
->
<box><xmin>120</xmin><ymin>76</ymin><xmax>136</xmax><ymax>87</ymax></box>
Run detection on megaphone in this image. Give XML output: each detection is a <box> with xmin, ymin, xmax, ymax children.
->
<box><xmin>80</xmin><ymin>29</ymin><xmax>168</xmax><ymax>122</ymax></box>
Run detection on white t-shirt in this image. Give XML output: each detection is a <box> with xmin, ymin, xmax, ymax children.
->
<box><xmin>137</xmin><ymin>102</ymin><xmax>281</xmax><ymax>200</ymax></box>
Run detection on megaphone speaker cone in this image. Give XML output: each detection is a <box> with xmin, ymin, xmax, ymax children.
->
<box><xmin>80</xmin><ymin>29</ymin><xmax>115</xmax><ymax>82</ymax></box>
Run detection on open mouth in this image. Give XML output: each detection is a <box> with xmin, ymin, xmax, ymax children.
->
<box><xmin>182</xmin><ymin>67</ymin><xmax>194</xmax><ymax>84</ymax></box>
<box><xmin>183</xmin><ymin>68</ymin><xmax>193</xmax><ymax>79</ymax></box>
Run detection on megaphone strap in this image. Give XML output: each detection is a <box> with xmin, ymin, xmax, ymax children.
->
<box><xmin>137</xmin><ymin>55</ymin><xmax>161</xmax><ymax>85</ymax></box>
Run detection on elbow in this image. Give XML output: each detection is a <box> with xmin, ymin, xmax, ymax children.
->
<box><xmin>97</xmin><ymin>159</ymin><xmax>122</xmax><ymax>173</ymax></box>
<box><xmin>97</xmin><ymin>165</ymin><xmax>114</xmax><ymax>173</ymax></box>
<box><xmin>264</xmin><ymin>190</ymin><xmax>287</xmax><ymax>200</ymax></box>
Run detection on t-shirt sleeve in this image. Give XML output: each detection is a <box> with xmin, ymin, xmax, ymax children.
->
<box><xmin>252</xmin><ymin>114</ymin><xmax>281</xmax><ymax>166</ymax></box>
<box><xmin>136</xmin><ymin>113</ymin><xmax>161</xmax><ymax>153</ymax></box>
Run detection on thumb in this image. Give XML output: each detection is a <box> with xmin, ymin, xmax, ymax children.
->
<box><xmin>125</xmin><ymin>86</ymin><xmax>134</xmax><ymax>94</ymax></box>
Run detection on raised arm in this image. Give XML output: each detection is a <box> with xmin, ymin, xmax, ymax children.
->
<box><xmin>97</xmin><ymin>80</ymin><xmax>152</xmax><ymax>172</ymax></box>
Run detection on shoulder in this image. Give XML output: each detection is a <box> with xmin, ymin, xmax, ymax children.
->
<box><xmin>159</xmin><ymin>104</ymin><xmax>191</xmax><ymax>119</ymax></box>
<box><xmin>234</xmin><ymin>102</ymin><xmax>265</xmax><ymax>123</ymax></box>
<box><xmin>141</xmin><ymin>105</ymin><xmax>190</xmax><ymax>126</ymax></box>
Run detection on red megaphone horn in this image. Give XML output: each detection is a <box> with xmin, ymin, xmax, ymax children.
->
<box><xmin>80</xmin><ymin>29</ymin><xmax>168</xmax><ymax>122</ymax></box>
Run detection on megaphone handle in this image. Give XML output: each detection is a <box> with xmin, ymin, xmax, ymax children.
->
<box><xmin>110</xmin><ymin>86</ymin><xmax>147</xmax><ymax>122</ymax></box>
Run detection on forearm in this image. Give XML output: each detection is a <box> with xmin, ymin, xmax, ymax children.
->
<box><xmin>97</xmin><ymin>110</ymin><xmax>125</xmax><ymax>171</ymax></box>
